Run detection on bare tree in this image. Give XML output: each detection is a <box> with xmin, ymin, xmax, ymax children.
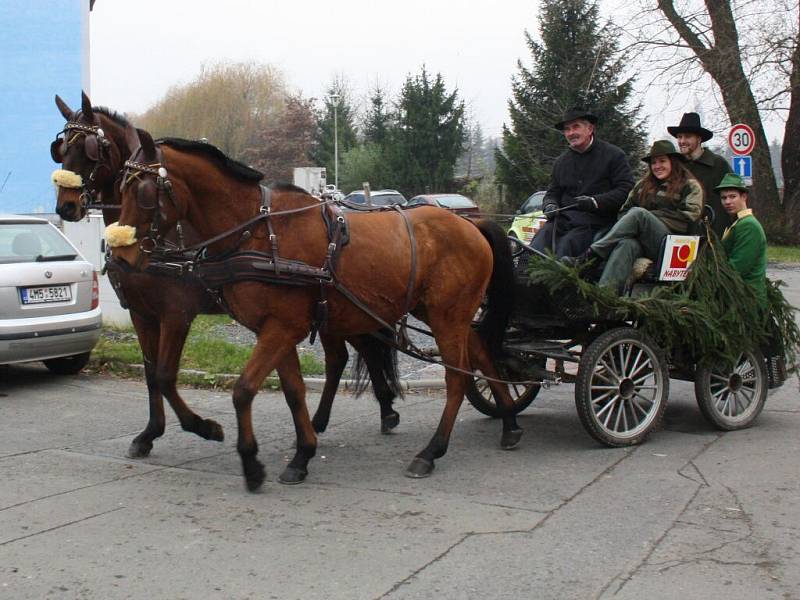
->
<box><xmin>627</xmin><ymin>0</ymin><xmax>800</xmax><ymax>243</ymax></box>
<box><xmin>136</xmin><ymin>61</ymin><xmax>287</xmax><ymax>160</ymax></box>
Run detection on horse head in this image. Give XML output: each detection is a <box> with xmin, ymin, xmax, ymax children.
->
<box><xmin>51</xmin><ymin>91</ymin><xmax>127</xmax><ymax>221</ymax></box>
<box><xmin>110</xmin><ymin>125</ymin><xmax>182</xmax><ymax>267</ymax></box>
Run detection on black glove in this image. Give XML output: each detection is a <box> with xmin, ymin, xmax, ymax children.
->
<box><xmin>574</xmin><ymin>195</ymin><xmax>597</xmax><ymax>211</ymax></box>
<box><xmin>543</xmin><ymin>203</ymin><xmax>558</xmax><ymax>220</ymax></box>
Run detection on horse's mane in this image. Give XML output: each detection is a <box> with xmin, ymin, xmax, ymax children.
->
<box><xmin>157</xmin><ymin>137</ymin><xmax>265</xmax><ymax>183</ymax></box>
<box><xmin>91</xmin><ymin>106</ymin><xmax>132</xmax><ymax>128</ymax></box>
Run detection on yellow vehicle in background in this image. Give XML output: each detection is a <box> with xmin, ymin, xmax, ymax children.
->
<box><xmin>508</xmin><ymin>191</ymin><xmax>546</xmax><ymax>244</ymax></box>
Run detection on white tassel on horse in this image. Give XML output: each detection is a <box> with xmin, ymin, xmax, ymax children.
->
<box><xmin>105</xmin><ymin>222</ymin><xmax>138</xmax><ymax>247</ymax></box>
<box><xmin>51</xmin><ymin>169</ymin><xmax>83</xmax><ymax>189</ymax></box>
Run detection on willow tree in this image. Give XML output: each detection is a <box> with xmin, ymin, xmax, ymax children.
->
<box><xmin>136</xmin><ymin>61</ymin><xmax>286</xmax><ymax>159</ymax></box>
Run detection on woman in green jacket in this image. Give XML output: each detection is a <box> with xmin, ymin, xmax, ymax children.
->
<box><xmin>574</xmin><ymin>140</ymin><xmax>704</xmax><ymax>292</ymax></box>
<box><xmin>716</xmin><ymin>173</ymin><xmax>768</xmax><ymax>308</ymax></box>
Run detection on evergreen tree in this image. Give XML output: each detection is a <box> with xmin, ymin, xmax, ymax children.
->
<box><xmin>363</xmin><ymin>85</ymin><xmax>392</xmax><ymax>146</ymax></box>
<box><xmin>456</xmin><ymin>118</ymin><xmax>489</xmax><ymax>179</ymax></box>
<box><xmin>311</xmin><ymin>78</ymin><xmax>358</xmax><ymax>187</ymax></box>
<box><xmin>495</xmin><ymin>0</ymin><xmax>646</xmax><ymax>212</ymax></box>
<box><xmin>387</xmin><ymin>66</ymin><xmax>466</xmax><ymax>196</ymax></box>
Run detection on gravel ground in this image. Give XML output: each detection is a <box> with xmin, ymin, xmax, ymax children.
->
<box><xmin>210</xmin><ymin>316</ymin><xmax>444</xmax><ymax>381</ymax></box>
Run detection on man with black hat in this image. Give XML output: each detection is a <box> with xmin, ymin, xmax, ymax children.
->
<box><xmin>532</xmin><ymin>107</ymin><xmax>635</xmax><ymax>257</ymax></box>
<box><xmin>668</xmin><ymin>112</ymin><xmax>732</xmax><ymax>236</ymax></box>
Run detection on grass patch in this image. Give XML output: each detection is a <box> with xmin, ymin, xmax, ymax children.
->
<box><xmin>89</xmin><ymin>315</ymin><xmax>325</xmax><ymax>389</ymax></box>
<box><xmin>768</xmin><ymin>245</ymin><xmax>800</xmax><ymax>264</ymax></box>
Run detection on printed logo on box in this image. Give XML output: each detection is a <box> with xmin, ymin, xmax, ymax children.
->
<box><xmin>659</xmin><ymin>236</ymin><xmax>700</xmax><ymax>281</ymax></box>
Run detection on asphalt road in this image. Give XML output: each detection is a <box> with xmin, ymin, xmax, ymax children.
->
<box><xmin>0</xmin><ymin>267</ymin><xmax>798</xmax><ymax>599</ymax></box>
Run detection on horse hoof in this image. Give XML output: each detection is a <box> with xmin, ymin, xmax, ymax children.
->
<box><xmin>206</xmin><ymin>419</ymin><xmax>224</xmax><ymax>442</ymax></box>
<box><xmin>312</xmin><ymin>418</ymin><xmax>328</xmax><ymax>434</ymax></box>
<box><xmin>127</xmin><ymin>440</ymin><xmax>152</xmax><ymax>458</ymax></box>
<box><xmin>278</xmin><ymin>466</ymin><xmax>308</xmax><ymax>485</ymax></box>
<box><xmin>244</xmin><ymin>461</ymin><xmax>266</xmax><ymax>492</ymax></box>
<box><xmin>381</xmin><ymin>412</ymin><xmax>400</xmax><ymax>434</ymax></box>
<box><xmin>405</xmin><ymin>457</ymin><xmax>434</xmax><ymax>478</ymax></box>
<box><xmin>501</xmin><ymin>428</ymin><xmax>523</xmax><ymax>450</ymax></box>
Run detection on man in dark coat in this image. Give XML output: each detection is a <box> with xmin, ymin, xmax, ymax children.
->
<box><xmin>668</xmin><ymin>112</ymin><xmax>733</xmax><ymax>237</ymax></box>
<box><xmin>531</xmin><ymin>107</ymin><xmax>635</xmax><ymax>257</ymax></box>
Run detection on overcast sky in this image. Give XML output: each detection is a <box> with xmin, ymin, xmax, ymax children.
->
<box><xmin>88</xmin><ymin>0</ymin><xmax>785</xmax><ymax>146</ymax></box>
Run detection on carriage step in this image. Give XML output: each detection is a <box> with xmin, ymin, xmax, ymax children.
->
<box><xmin>504</xmin><ymin>341</ymin><xmax>577</xmax><ymax>362</ymax></box>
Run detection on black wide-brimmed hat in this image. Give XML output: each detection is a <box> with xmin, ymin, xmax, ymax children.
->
<box><xmin>667</xmin><ymin>112</ymin><xmax>713</xmax><ymax>142</ymax></box>
<box><xmin>554</xmin><ymin>107</ymin><xmax>598</xmax><ymax>130</ymax></box>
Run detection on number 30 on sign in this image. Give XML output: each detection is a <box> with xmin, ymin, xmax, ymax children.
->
<box><xmin>728</xmin><ymin>123</ymin><xmax>755</xmax><ymax>155</ymax></box>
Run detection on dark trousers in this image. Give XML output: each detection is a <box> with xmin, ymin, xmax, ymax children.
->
<box><xmin>591</xmin><ymin>207</ymin><xmax>671</xmax><ymax>289</ymax></box>
<box><xmin>531</xmin><ymin>220</ymin><xmax>606</xmax><ymax>258</ymax></box>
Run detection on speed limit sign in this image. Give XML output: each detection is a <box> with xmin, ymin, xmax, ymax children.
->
<box><xmin>729</xmin><ymin>123</ymin><xmax>755</xmax><ymax>155</ymax></box>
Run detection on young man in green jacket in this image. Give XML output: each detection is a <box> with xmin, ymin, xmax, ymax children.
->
<box><xmin>717</xmin><ymin>173</ymin><xmax>768</xmax><ymax>308</ymax></box>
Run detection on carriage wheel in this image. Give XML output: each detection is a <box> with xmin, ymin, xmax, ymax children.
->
<box><xmin>693</xmin><ymin>349</ymin><xmax>767</xmax><ymax>431</ymax></box>
<box><xmin>466</xmin><ymin>363</ymin><xmax>541</xmax><ymax>418</ymax></box>
<box><xmin>575</xmin><ymin>328</ymin><xmax>668</xmax><ymax>447</ymax></box>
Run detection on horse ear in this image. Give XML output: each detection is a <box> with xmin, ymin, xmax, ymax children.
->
<box><xmin>55</xmin><ymin>95</ymin><xmax>74</xmax><ymax>120</ymax></box>
<box><xmin>81</xmin><ymin>91</ymin><xmax>94</xmax><ymax>121</ymax></box>
<box><xmin>124</xmin><ymin>124</ymin><xmax>141</xmax><ymax>155</ymax></box>
<box><xmin>137</xmin><ymin>128</ymin><xmax>157</xmax><ymax>161</ymax></box>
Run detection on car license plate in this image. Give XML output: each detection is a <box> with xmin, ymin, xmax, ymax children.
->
<box><xmin>21</xmin><ymin>285</ymin><xmax>72</xmax><ymax>304</ymax></box>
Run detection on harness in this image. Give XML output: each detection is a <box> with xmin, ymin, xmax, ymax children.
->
<box><xmin>110</xmin><ymin>148</ymin><xmax>535</xmax><ymax>386</ymax></box>
<box><xmin>113</xmin><ymin>147</ymin><xmax>419</xmax><ymax>343</ymax></box>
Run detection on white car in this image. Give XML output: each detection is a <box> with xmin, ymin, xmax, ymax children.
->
<box><xmin>0</xmin><ymin>215</ymin><xmax>102</xmax><ymax>374</ymax></box>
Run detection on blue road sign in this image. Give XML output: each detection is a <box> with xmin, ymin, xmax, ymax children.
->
<box><xmin>732</xmin><ymin>155</ymin><xmax>752</xmax><ymax>178</ymax></box>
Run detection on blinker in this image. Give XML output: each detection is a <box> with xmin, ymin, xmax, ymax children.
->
<box><xmin>50</xmin><ymin>137</ymin><xmax>65</xmax><ymax>162</ymax></box>
<box><xmin>84</xmin><ymin>135</ymin><xmax>99</xmax><ymax>161</ymax></box>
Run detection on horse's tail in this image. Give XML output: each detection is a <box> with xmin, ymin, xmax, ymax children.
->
<box><xmin>352</xmin><ymin>329</ymin><xmax>403</xmax><ymax>399</ymax></box>
<box><xmin>475</xmin><ymin>219</ymin><xmax>515</xmax><ymax>359</ymax></box>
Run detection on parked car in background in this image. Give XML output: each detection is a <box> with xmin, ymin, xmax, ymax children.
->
<box><xmin>406</xmin><ymin>194</ymin><xmax>481</xmax><ymax>217</ymax></box>
<box><xmin>343</xmin><ymin>189</ymin><xmax>407</xmax><ymax>207</ymax></box>
<box><xmin>508</xmin><ymin>190</ymin><xmax>547</xmax><ymax>243</ymax></box>
<box><xmin>0</xmin><ymin>215</ymin><xmax>101</xmax><ymax>374</ymax></box>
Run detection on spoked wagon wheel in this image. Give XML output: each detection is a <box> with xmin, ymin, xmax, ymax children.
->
<box><xmin>466</xmin><ymin>363</ymin><xmax>541</xmax><ymax>418</ymax></box>
<box><xmin>575</xmin><ymin>328</ymin><xmax>668</xmax><ymax>447</ymax></box>
<box><xmin>693</xmin><ymin>349</ymin><xmax>767</xmax><ymax>431</ymax></box>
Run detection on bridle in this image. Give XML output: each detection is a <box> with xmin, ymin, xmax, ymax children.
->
<box><xmin>51</xmin><ymin>119</ymin><xmax>119</xmax><ymax>211</ymax></box>
<box><xmin>119</xmin><ymin>144</ymin><xmax>340</xmax><ymax>262</ymax></box>
<box><xmin>120</xmin><ymin>145</ymin><xmax>184</xmax><ymax>256</ymax></box>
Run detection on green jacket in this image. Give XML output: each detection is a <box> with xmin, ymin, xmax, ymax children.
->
<box><xmin>722</xmin><ymin>209</ymin><xmax>767</xmax><ymax>308</ymax></box>
<box><xmin>619</xmin><ymin>178</ymin><xmax>703</xmax><ymax>233</ymax></box>
<box><xmin>685</xmin><ymin>148</ymin><xmax>732</xmax><ymax>237</ymax></box>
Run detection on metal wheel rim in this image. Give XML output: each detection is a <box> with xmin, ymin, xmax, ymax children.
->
<box><xmin>472</xmin><ymin>371</ymin><xmax>536</xmax><ymax>405</ymax></box>
<box><xmin>588</xmin><ymin>338</ymin><xmax>664</xmax><ymax>440</ymax></box>
<box><xmin>707</xmin><ymin>351</ymin><xmax>763</xmax><ymax>423</ymax></box>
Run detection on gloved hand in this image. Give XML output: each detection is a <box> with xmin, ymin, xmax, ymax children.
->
<box><xmin>574</xmin><ymin>195</ymin><xmax>597</xmax><ymax>211</ymax></box>
<box><xmin>543</xmin><ymin>203</ymin><xmax>558</xmax><ymax>220</ymax></box>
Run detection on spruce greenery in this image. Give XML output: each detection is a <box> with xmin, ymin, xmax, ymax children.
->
<box><xmin>495</xmin><ymin>0</ymin><xmax>646</xmax><ymax>212</ymax></box>
<box><xmin>526</xmin><ymin>234</ymin><xmax>799</xmax><ymax>371</ymax></box>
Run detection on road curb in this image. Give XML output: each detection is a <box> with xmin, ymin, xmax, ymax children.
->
<box><xmin>125</xmin><ymin>364</ymin><xmax>447</xmax><ymax>391</ymax></box>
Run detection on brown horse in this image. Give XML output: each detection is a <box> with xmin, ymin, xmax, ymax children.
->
<box><xmin>51</xmin><ymin>93</ymin><xmax>401</xmax><ymax>462</ymax></box>
<box><xmin>110</xmin><ymin>126</ymin><xmax>522</xmax><ymax>491</ymax></box>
